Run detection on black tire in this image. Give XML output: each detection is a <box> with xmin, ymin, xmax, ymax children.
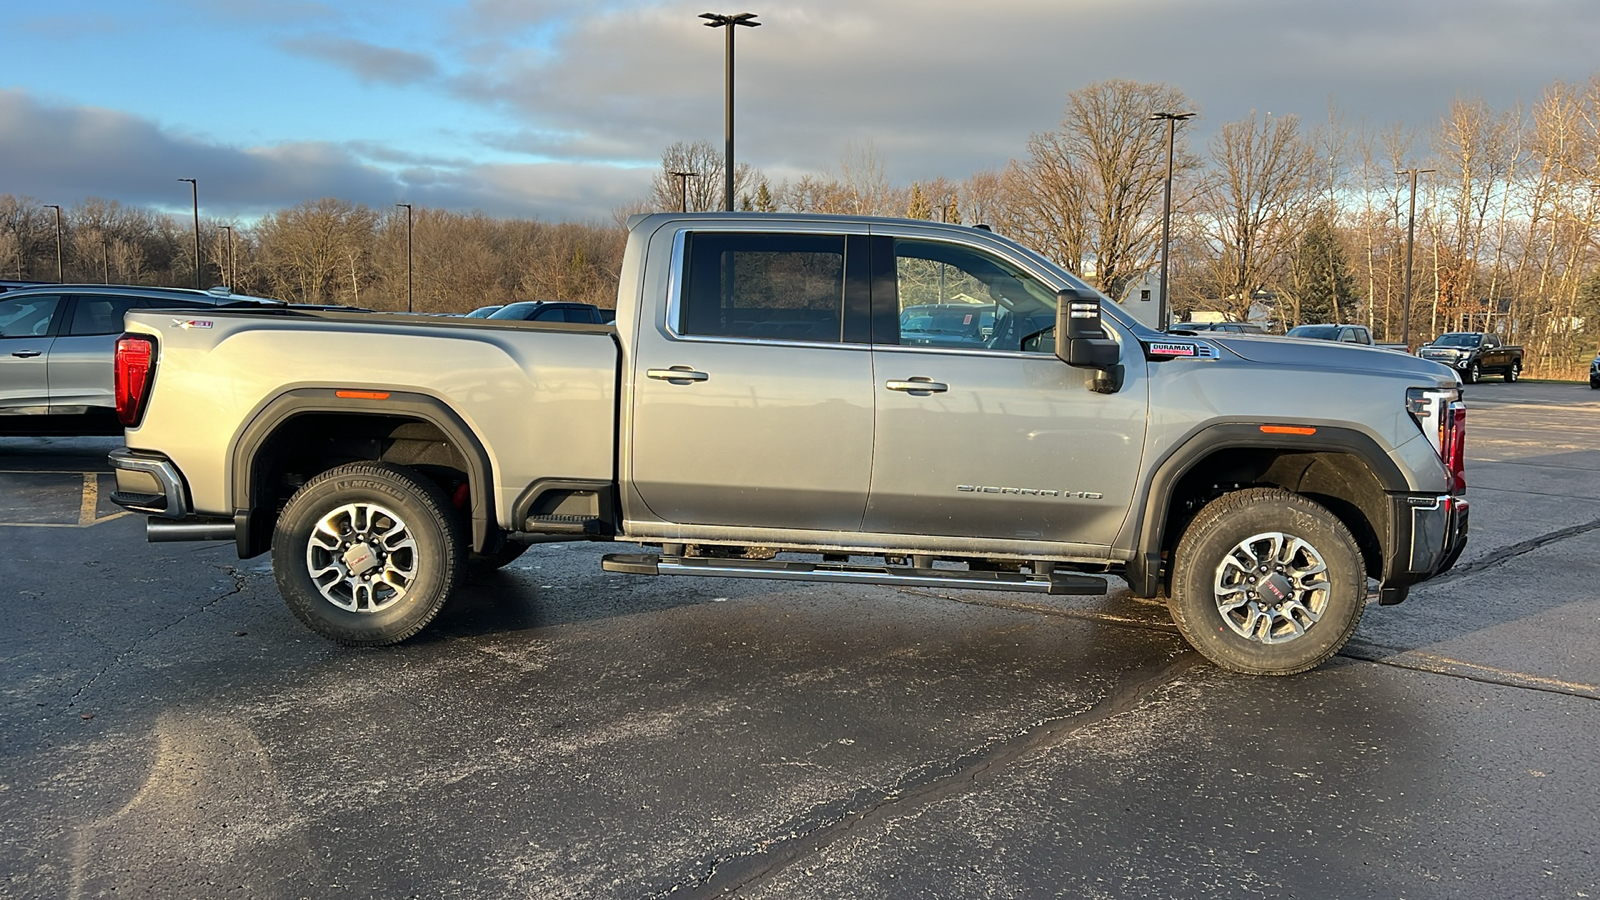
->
<box><xmin>1465</xmin><ymin>362</ymin><xmax>1481</xmax><ymax>384</ymax></box>
<box><xmin>272</xmin><ymin>462</ymin><xmax>464</xmax><ymax>645</ymax></box>
<box><xmin>1504</xmin><ymin>362</ymin><xmax>1520</xmax><ymax>383</ymax></box>
<box><xmin>1167</xmin><ymin>488</ymin><xmax>1365</xmax><ymax>676</ymax></box>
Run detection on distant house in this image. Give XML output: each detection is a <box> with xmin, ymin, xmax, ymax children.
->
<box><xmin>1116</xmin><ymin>273</ymin><xmax>1163</xmax><ymax>329</ymax></box>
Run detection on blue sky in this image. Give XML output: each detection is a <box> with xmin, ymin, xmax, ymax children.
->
<box><xmin>3</xmin><ymin>0</ymin><xmax>1598</xmax><ymax>223</ymax></box>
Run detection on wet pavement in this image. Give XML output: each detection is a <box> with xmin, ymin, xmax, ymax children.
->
<box><xmin>1</xmin><ymin>380</ymin><xmax>1596</xmax><ymax>898</ymax></box>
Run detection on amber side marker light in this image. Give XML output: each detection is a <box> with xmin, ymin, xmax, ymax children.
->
<box><xmin>335</xmin><ymin>390</ymin><xmax>391</xmax><ymax>400</ymax></box>
<box><xmin>1260</xmin><ymin>425</ymin><xmax>1317</xmax><ymax>436</ymax></box>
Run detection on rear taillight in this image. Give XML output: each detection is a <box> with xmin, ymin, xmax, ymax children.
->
<box><xmin>1440</xmin><ymin>401</ymin><xmax>1466</xmax><ymax>494</ymax></box>
<box><xmin>114</xmin><ymin>334</ymin><xmax>157</xmax><ymax>427</ymax></box>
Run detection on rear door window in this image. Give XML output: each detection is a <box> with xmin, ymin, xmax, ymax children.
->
<box><xmin>679</xmin><ymin>233</ymin><xmax>847</xmax><ymax>343</ymax></box>
<box><xmin>66</xmin><ymin>295</ymin><xmax>142</xmax><ymax>336</ymax></box>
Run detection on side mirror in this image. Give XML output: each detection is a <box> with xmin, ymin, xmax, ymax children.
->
<box><xmin>1054</xmin><ymin>289</ymin><xmax>1122</xmax><ymax>394</ymax></box>
<box><xmin>1055</xmin><ymin>289</ymin><xmax>1120</xmax><ymax>369</ymax></box>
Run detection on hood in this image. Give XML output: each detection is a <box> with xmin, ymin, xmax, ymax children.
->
<box><xmin>1206</xmin><ymin>335</ymin><xmax>1457</xmax><ymax>382</ymax></box>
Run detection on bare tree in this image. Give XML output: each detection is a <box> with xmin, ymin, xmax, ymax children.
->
<box><xmin>648</xmin><ymin>141</ymin><xmax>756</xmax><ymax>212</ymax></box>
<box><xmin>1006</xmin><ymin>79</ymin><xmax>1196</xmax><ymax>299</ymax></box>
<box><xmin>1193</xmin><ymin>112</ymin><xmax>1314</xmax><ymax>323</ymax></box>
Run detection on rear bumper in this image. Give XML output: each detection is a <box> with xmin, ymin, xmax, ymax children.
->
<box><xmin>109</xmin><ymin>447</ymin><xmax>238</xmax><ymax>544</ymax></box>
<box><xmin>1379</xmin><ymin>493</ymin><xmax>1468</xmax><ymax>603</ymax></box>
<box><xmin>107</xmin><ymin>448</ymin><xmax>188</xmax><ymax>518</ymax></box>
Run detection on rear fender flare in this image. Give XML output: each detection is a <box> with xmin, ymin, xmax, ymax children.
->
<box><xmin>229</xmin><ymin>388</ymin><xmax>493</xmax><ymax>557</ymax></box>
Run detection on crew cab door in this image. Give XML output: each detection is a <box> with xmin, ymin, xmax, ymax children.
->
<box><xmin>628</xmin><ymin>228</ymin><xmax>877</xmax><ymax>531</ymax></box>
<box><xmin>862</xmin><ymin>233</ymin><xmax>1148</xmax><ymax>546</ymax></box>
<box><xmin>0</xmin><ymin>293</ymin><xmax>64</xmax><ymax>413</ymax></box>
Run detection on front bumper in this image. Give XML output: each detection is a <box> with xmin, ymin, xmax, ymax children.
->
<box><xmin>1379</xmin><ymin>493</ymin><xmax>1469</xmax><ymax>603</ymax></box>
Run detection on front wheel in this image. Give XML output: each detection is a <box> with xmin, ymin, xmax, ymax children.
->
<box><xmin>272</xmin><ymin>462</ymin><xmax>464</xmax><ymax>645</ymax></box>
<box><xmin>1465</xmin><ymin>362</ymin><xmax>1481</xmax><ymax>384</ymax></box>
<box><xmin>1505</xmin><ymin>362</ymin><xmax>1520</xmax><ymax>383</ymax></box>
<box><xmin>1167</xmin><ymin>488</ymin><xmax>1365</xmax><ymax>676</ymax></box>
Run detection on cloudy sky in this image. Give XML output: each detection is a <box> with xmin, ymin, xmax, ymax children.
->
<box><xmin>2</xmin><ymin>0</ymin><xmax>1597</xmax><ymax>223</ymax></box>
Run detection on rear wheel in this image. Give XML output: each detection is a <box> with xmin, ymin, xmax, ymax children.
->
<box><xmin>272</xmin><ymin>462</ymin><xmax>464</xmax><ymax>645</ymax></box>
<box><xmin>1505</xmin><ymin>361</ymin><xmax>1520</xmax><ymax>383</ymax></box>
<box><xmin>1167</xmin><ymin>488</ymin><xmax>1365</xmax><ymax>676</ymax></box>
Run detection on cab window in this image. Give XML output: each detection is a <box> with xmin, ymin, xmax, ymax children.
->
<box><xmin>891</xmin><ymin>240</ymin><xmax>1057</xmax><ymax>352</ymax></box>
<box><xmin>680</xmin><ymin>233</ymin><xmax>846</xmax><ymax>343</ymax></box>
<box><xmin>0</xmin><ymin>295</ymin><xmax>61</xmax><ymax>338</ymax></box>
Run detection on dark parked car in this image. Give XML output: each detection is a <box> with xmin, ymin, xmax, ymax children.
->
<box><xmin>1417</xmin><ymin>332</ymin><xmax>1524</xmax><ymax>383</ymax></box>
<box><xmin>0</xmin><ymin>280</ymin><xmax>51</xmax><ymax>294</ymax></box>
<box><xmin>486</xmin><ymin>301</ymin><xmax>607</xmax><ymax>324</ymax></box>
<box><xmin>0</xmin><ymin>284</ymin><xmax>280</xmax><ymax>433</ymax></box>
<box><xmin>1172</xmin><ymin>320</ymin><xmax>1269</xmax><ymax>335</ymax></box>
<box><xmin>463</xmin><ymin>305</ymin><xmax>503</xmax><ymax>318</ymax></box>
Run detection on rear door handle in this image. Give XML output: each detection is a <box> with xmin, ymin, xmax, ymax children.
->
<box><xmin>646</xmin><ymin>367</ymin><xmax>709</xmax><ymax>383</ymax></box>
<box><xmin>886</xmin><ymin>378</ymin><xmax>948</xmax><ymax>394</ymax></box>
<box><xmin>10</xmin><ymin>350</ymin><xmax>42</xmax><ymax>358</ymax></box>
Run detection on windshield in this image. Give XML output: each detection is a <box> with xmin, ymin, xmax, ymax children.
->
<box><xmin>1432</xmin><ymin>333</ymin><xmax>1482</xmax><ymax>348</ymax></box>
<box><xmin>1288</xmin><ymin>325</ymin><xmax>1338</xmax><ymax>340</ymax></box>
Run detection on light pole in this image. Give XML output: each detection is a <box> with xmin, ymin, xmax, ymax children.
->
<box><xmin>43</xmin><ymin>204</ymin><xmax>63</xmax><ymax>282</ymax></box>
<box><xmin>101</xmin><ymin>236</ymin><xmax>110</xmax><ymax>283</ymax></box>
<box><xmin>177</xmin><ymin>178</ymin><xmax>200</xmax><ymax>288</ymax></box>
<box><xmin>219</xmin><ymin>224</ymin><xmax>235</xmax><ymax>289</ymax></box>
<box><xmin>396</xmin><ymin>203</ymin><xmax>413</xmax><ymax>313</ymax></box>
<box><xmin>1397</xmin><ymin>167</ymin><xmax>1435</xmax><ymax>350</ymax></box>
<box><xmin>700</xmin><ymin>12</ymin><xmax>759</xmax><ymax>212</ymax></box>
<box><xmin>1150</xmin><ymin>112</ymin><xmax>1193</xmax><ymax>331</ymax></box>
<box><xmin>671</xmin><ymin>171</ymin><xmax>699</xmax><ymax>212</ymax></box>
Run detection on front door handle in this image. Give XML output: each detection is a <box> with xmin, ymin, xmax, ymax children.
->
<box><xmin>886</xmin><ymin>378</ymin><xmax>948</xmax><ymax>394</ymax></box>
<box><xmin>647</xmin><ymin>366</ymin><xmax>709</xmax><ymax>384</ymax></box>
<box><xmin>10</xmin><ymin>350</ymin><xmax>42</xmax><ymax>358</ymax></box>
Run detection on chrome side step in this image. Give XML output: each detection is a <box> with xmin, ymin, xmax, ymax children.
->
<box><xmin>600</xmin><ymin>553</ymin><xmax>1107</xmax><ymax>596</ymax></box>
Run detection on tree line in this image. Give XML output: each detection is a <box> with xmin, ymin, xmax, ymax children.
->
<box><xmin>6</xmin><ymin>75</ymin><xmax>1600</xmax><ymax>375</ymax></box>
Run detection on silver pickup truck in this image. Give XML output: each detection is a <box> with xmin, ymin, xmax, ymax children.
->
<box><xmin>109</xmin><ymin>213</ymin><xmax>1469</xmax><ymax>675</ymax></box>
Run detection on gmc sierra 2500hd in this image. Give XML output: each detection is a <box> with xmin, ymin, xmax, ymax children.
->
<box><xmin>109</xmin><ymin>213</ymin><xmax>1468</xmax><ymax>675</ymax></box>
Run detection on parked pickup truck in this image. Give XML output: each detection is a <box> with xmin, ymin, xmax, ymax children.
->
<box><xmin>109</xmin><ymin>213</ymin><xmax>1469</xmax><ymax>676</ymax></box>
<box><xmin>1285</xmin><ymin>323</ymin><xmax>1408</xmax><ymax>352</ymax></box>
<box><xmin>1417</xmin><ymin>332</ymin><xmax>1523</xmax><ymax>384</ymax></box>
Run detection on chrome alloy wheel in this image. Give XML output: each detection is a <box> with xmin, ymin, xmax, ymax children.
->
<box><xmin>1212</xmin><ymin>531</ymin><xmax>1330</xmax><ymax>644</ymax></box>
<box><xmin>305</xmin><ymin>502</ymin><xmax>419</xmax><ymax>612</ymax></box>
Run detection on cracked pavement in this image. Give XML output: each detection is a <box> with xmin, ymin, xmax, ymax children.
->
<box><xmin>1</xmin><ymin>382</ymin><xmax>1597</xmax><ymax>898</ymax></box>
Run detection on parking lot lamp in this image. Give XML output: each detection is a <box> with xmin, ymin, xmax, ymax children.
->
<box><xmin>219</xmin><ymin>225</ymin><xmax>235</xmax><ymax>289</ymax></box>
<box><xmin>396</xmin><ymin>203</ymin><xmax>413</xmax><ymax>313</ymax></box>
<box><xmin>700</xmin><ymin>12</ymin><xmax>759</xmax><ymax>212</ymax></box>
<box><xmin>672</xmin><ymin>171</ymin><xmax>699</xmax><ymax>212</ymax></box>
<box><xmin>43</xmin><ymin>204</ymin><xmax>63</xmax><ymax>281</ymax></box>
<box><xmin>177</xmin><ymin>179</ymin><xmax>200</xmax><ymax>288</ymax></box>
<box><xmin>1397</xmin><ymin>167</ymin><xmax>1435</xmax><ymax>350</ymax></box>
<box><xmin>1149</xmin><ymin>112</ymin><xmax>1194</xmax><ymax>331</ymax></box>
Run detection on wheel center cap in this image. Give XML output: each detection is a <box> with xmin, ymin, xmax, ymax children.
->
<box><xmin>343</xmin><ymin>542</ymin><xmax>380</xmax><ymax>576</ymax></box>
<box><xmin>1258</xmin><ymin>572</ymin><xmax>1294</xmax><ymax>604</ymax></box>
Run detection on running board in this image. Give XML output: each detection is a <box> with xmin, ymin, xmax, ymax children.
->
<box><xmin>600</xmin><ymin>553</ymin><xmax>1107</xmax><ymax>596</ymax></box>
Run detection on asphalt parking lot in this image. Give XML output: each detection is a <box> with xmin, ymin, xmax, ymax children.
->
<box><xmin>2</xmin><ymin>381</ymin><xmax>1597</xmax><ymax>898</ymax></box>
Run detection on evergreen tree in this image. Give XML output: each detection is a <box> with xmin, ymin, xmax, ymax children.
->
<box><xmin>906</xmin><ymin>183</ymin><xmax>933</xmax><ymax>220</ymax></box>
<box><xmin>1288</xmin><ymin>211</ymin><xmax>1358</xmax><ymax>325</ymax></box>
<box><xmin>754</xmin><ymin>180</ymin><xmax>777</xmax><ymax>212</ymax></box>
